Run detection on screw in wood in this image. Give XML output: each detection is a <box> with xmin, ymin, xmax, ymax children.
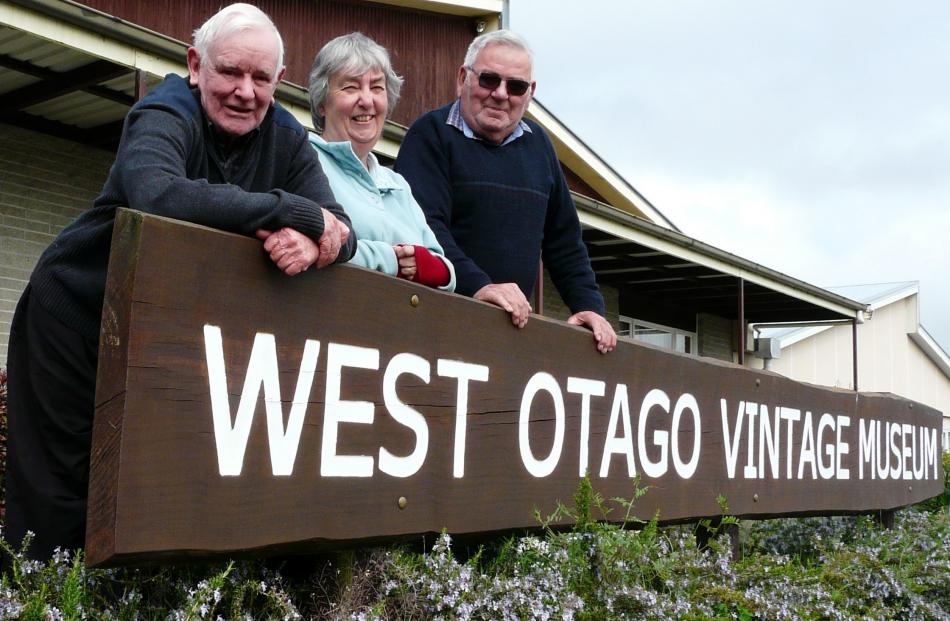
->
<box><xmin>398</xmin><ymin>496</ymin><xmax>408</xmax><ymax>510</ymax></box>
<box><xmin>410</xmin><ymin>295</ymin><xmax>420</xmax><ymax>307</ymax></box>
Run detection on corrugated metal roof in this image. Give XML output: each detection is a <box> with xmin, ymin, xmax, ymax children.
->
<box><xmin>0</xmin><ymin>22</ymin><xmax>137</xmax><ymax>145</ymax></box>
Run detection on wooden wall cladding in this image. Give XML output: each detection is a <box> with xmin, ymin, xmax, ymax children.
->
<box><xmin>86</xmin><ymin>210</ymin><xmax>945</xmax><ymax>566</ymax></box>
<box><xmin>76</xmin><ymin>0</ymin><xmax>475</xmax><ymax>126</ymax></box>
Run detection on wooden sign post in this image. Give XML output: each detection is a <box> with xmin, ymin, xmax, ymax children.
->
<box><xmin>87</xmin><ymin>210</ymin><xmax>945</xmax><ymax>567</ymax></box>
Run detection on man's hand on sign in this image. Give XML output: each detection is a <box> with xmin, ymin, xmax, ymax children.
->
<box><xmin>568</xmin><ymin>310</ymin><xmax>617</xmax><ymax>354</ymax></box>
<box><xmin>255</xmin><ymin>227</ymin><xmax>318</xmax><ymax>276</ymax></box>
<box><xmin>474</xmin><ymin>282</ymin><xmax>532</xmax><ymax>328</ymax></box>
<box><xmin>316</xmin><ymin>207</ymin><xmax>351</xmax><ymax>268</ymax></box>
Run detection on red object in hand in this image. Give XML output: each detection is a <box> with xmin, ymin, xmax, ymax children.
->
<box><xmin>412</xmin><ymin>245</ymin><xmax>450</xmax><ymax>287</ymax></box>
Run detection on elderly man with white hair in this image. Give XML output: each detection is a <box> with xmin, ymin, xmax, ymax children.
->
<box><xmin>396</xmin><ymin>30</ymin><xmax>616</xmax><ymax>353</ymax></box>
<box><xmin>2</xmin><ymin>3</ymin><xmax>354</xmax><ymax>560</ymax></box>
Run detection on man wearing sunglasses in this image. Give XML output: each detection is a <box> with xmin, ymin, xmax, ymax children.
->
<box><xmin>396</xmin><ymin>30</ymin><xmax>616</xmax><ymax>353</ymax></box>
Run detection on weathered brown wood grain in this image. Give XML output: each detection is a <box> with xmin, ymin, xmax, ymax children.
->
<box><xmin>86</xmin><ymin>210</ymin><xmax>945</xmax><ymax>567</ymax></box>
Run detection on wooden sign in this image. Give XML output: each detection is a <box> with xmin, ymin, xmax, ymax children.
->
<box><xmin>87</xmin><ymin>210</ymin><xmax>945</xmax><ymax>567</ymax></box>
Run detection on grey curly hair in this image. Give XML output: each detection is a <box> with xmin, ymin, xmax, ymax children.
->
<box><xmin>308</xmin><ymin>32</ymin><xmax>404</xmax><ymax>133</ymax></box>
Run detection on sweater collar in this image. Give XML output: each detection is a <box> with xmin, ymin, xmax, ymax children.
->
<box><xmin>446</xmin><ymin>99</ymin><xmax>532</xmax><ymax>146</ymax></box>
<box><xmin>309</xmin><ymin>133</ymin><xmax>399</xmax><ymax>192</ymax></box>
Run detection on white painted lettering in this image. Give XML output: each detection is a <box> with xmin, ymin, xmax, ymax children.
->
<box><xmin>204</xmin><ymin>326</ymin><xmax>318</xmax><ymax>477</ymax></box>
<box><xmin>379</xmin><ymin>353</ymin><xmax>430</xmax><ymax>478</ymax></box>
<box><xmin>321</xmin><ymin>343</ymin><xmax>379</xmax><ymax>477</ymax></box>
<box><xmin>519</xmin><ymin>372</ymin><xmax>565</xmax><ymax>478</ymax></box>
<box><xmin>780</xmin><ymin>407</ymin><xmax>801</xmax><ymax>479</ymax></box>
<box><xmin>567</xmin><ymin>377</ymin><xmax>606</xmax><ymax>477</ymax></box>
<box><xmin>835</xmin><ymin>415</ymin><xmax>850</xmax><ymax>480</ymax></box>
<box><xmin>671</xmin><ymin>393</ymin><xmax>701</xmax><ymax>479</ymax></box>
<box><xmin>759</xmin><ymin>405</ymin><xmax>779</xmax><ymax>479</ymax></box>
<box><xmin>797</xmin><ymin>411</ymin><xmax>816</xmax><ymax>479</ymax></box>
<box><xmin>638</xmin><ymin>389</ymin><xmax>670</xmax><ymax>478</ymax></box>
<box><xmin>600</xmin><ymin>384</ymin><xmax>635</xmax><ymax>477</ymax></box>
<box><xmin>816</xmin><ymin>413</ymin><xmax>835</xmax><ymax>480</ymax></box>
<box><xmin>436</xmin><ymin>359</ymin><xmax>490</xmax><ymax>478</ymax></box>
<box><xmin>743</xmin><ymin>401</ymin><xmax>758</xmax><ymax>479</ymax></box>
<box><xmin>721</xmin><ymin>399</ymin><xmax>745</xmax><ymax>479</ymax></box>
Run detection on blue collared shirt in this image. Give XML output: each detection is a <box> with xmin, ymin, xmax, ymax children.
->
<box><xmin>446</xmin><ymin>99</ymin><xmax>532</xmax><ymax>146</ymax></box>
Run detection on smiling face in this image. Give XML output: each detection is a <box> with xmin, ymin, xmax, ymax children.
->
<box><xmin>456</xmin><ymin>43</ymin><xmax>535</xmax><ymax>144</ymax></box>
<box><xmin>319</xmin><ymin>67</ymin><xmax>388</xmax><ymax>165</ymax></box>
<box><xmin>187</xmin><ymin>26</ymin><xmax>284</xmax><ymax>139</ymax></box>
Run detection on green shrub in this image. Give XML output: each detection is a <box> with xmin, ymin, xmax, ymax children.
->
<box><xmin>1</xmin><ymin>440</ymin><xmax>948</xmax><ymax>618</ymax></box>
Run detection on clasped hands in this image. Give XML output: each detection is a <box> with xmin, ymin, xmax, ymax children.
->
<box><xmin>256</xmin><ymin>208</ymin><xmax>350</xmax><ymax>276</ymax></box>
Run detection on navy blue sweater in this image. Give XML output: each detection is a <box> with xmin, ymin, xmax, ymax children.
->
<box><xmin>395</xmin><ymin>102</ymin><xmax>604</xmax><ymax>315</ymax></box>
<box><xmin>30</xmin><ymin>74</ymin><xmax>355</xmax><ymax>340</ymax></box>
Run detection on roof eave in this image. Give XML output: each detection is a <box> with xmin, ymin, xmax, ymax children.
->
<box><xmin>573</xmin><ymin>194</ymin><xmax>867</xmax><ymax>320</ymax></box>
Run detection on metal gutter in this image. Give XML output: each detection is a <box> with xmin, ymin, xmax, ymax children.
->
<box><xmin>572</xmin><ymin>192</ymin><xmax>868</xmax><ymax>319</ymax></box>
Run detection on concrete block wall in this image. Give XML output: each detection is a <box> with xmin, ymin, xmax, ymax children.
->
<box><xmin>0</xmin><ymin>124</ymin><xmax>113</xmax><ymax>366</ymax></box>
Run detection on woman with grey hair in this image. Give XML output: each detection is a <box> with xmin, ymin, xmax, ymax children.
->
<box><xmin>308</xmin><ymin>32</ymin><xmax>455</xmax><ymax>290</ymax></box>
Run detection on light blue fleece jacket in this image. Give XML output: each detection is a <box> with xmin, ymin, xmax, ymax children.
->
<box><xmin>310</xmin><ymin>133</ymin><xmax>455</xmax><ymax>292</ymax></box>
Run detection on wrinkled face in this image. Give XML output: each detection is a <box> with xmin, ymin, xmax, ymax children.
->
<box><xmin>456</xmin><ymin>43</ymin><xmax>535</xmax><ymax>144</ymax></box>
<box><xmin>320</xmin><ymin>68</ymin><xmax>388</xmax><ymax>162</ymax></box>
<box><xmin>187</xmin><ymin>27</ymin><xmax>284</xmax><ymax>138</ymax></box>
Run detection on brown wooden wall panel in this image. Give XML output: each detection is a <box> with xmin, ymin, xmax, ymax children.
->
<box><xmin>86</xmin><ymin>210</ymin><xmax>945</xmax><ymax>566</ymax></box>
<box><xmin>76</xmin><ymin>0</ymin><xmax>476</xmax><ymax>126</ymax></box>
<box><xmin>563</xmin><ymin>166</ymin><xmax>608</xmax><ymax>204</ymax></box>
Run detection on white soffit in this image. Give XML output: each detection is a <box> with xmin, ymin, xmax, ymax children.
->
<box><xmin>577</xmin><ymin>206</ymin><xmax>862</xmax><ymax>320</ymax></box>
<box><xmin>0</xmin><ymin>1</ymin><xmax>181</xmax><ymax>77</ymax></box>
<box><xmin>909</xmin><ymin>327</ymin><xmax>950</xmax><ymax>379</ymax></box>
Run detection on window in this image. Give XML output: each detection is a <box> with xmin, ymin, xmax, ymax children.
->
<box><xmin>619</xmin><ymin>316</ymin><xmax>695</xmax><ymax>354</ymax></box>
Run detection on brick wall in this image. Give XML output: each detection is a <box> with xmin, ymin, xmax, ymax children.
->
<box><xmin>0</xmin><ymin>124</ymin><xmax>114</xmax><ymax>366</ymax></box>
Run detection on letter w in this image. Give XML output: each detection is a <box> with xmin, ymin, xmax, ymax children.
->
<box><xmin>204</xmin><ymin>325</ymin><xmax>320</xmax><ymax>476</ymax></box>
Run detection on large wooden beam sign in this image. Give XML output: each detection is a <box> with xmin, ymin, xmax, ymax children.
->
<box><xmin>87</xmin><ymin>210</ymin><xmax>945</xmax><ymax>566</ymax></box>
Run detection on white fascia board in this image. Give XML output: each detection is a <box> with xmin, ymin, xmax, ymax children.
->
<box><xmin>775</xmin><ymin>325</ymin><xmax>833</xmax><ymax>349</ymax></box>
<box><xmin>909</xmin><ymin>327</ymin><xmax>950</xmax><ymax>379</ymax></box>
<box><xmin>527</xmin><ymin>102</ymin><xmax>676</xmax><ymax>230</ymax></box>
<box><xmin>1</xmin><ymin>1</ymin><xmax>182</xmax><ymax>77</ymax></box>
<box><xmin>868</xmin><ymin>283</ymin><xmax>919</xmax><ymax>311</ymax></box>
<box><xmin>578</xmin><ymin>208</ymin><xmax>861</xmax><ymax>319</ymax></box>
<box><xmin>365</xmin><ymin>0</ymin><xmax>502</xmax><ymax>17</ymax></box>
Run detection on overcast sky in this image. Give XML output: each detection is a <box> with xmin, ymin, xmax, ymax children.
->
<box><xmin>509</xmin><ymin>1</ymin><xmax>950</xmax><ymax>350</ymax></box>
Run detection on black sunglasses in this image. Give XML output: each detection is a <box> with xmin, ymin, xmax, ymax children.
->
<box><xmin>467</xmin><ymin>67</ymin><xmax>531</xmax><ymax>97</ymax></box>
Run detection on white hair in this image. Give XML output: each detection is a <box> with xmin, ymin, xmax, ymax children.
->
<box><xmin>463</xmin><ymin>29</ymin><xmax>533</xmax><ymax>69</ymax></box>
<box><xmin>192</xmin><ymin>3</ymin><xmax>284</xmax><ymax>72</ymax></box>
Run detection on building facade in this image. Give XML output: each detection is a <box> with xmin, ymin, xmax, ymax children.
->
<box><xmin>1</xmin><ymin>0</ymin><xmax>867</xmax><ymax>369</ymax></box>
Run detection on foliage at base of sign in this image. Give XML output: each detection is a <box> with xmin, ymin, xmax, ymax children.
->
<box><xmin>0</xmin><ymin>471</ymin><xmax>948</xmax><ymax>619</ymax></box>
<box><xmin>0</xmin><ymin>367</ymin><xmax>7</xmax><ymax>526</ymax></box>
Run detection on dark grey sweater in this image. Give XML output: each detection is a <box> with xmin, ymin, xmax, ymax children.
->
<box><xmin>30</xmin><ymin>74</ymin><xmax>355</xmax><ymax>340</ymax></box>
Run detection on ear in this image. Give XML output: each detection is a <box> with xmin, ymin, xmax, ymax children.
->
<box><xmin>186</xmin><ymin>47</ymin><xmax>201</xmax><ymax>86</ymax></box>
<box><xmin>529</xmin><ymin>81</ymin><xmax>537</xmax><ymax>97</ymax></box>
<box><xmin>272</xmin><ymin>66</ymin><xmax>286</xmax><ymax>104</ymax></box>
<box><xmin>455</xmin><ymin>65</ymin><xmax>467</xmax><ymax>98</ymax></box>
